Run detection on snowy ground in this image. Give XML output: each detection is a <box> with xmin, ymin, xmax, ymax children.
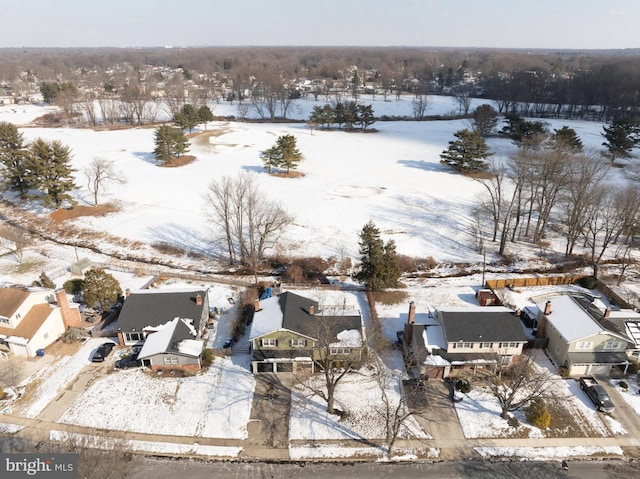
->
<box><xmin>59</xmin><ymin>356</ymin><xmax>255</xmax><ymax>439</ymax></box>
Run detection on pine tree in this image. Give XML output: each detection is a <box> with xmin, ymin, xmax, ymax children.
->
<box><xmin>153</xmin><ymin>125</ymin><xmax>190</xmax><ymax>163</ymax></box>
<box><xmin>173</xmin><ymin>104</ymin><xmax>200</xmax><ymax>132</ymax></box>
<box><xmin>602</xmin><ymin>117</ymin><xmax>640</xmax><ymax>161</ymax></box>
<box><xmin>260</xmin><ymin>145</ymin><xmax>282</xmax><ymax>173</ymax></box>
<box><xmin>28</xmin><ymin>138</ymin><xmax>76</xmax><ymax>208</ymax></box>
<box><xmin>440</xmin><ymin>129</ymin><xmax>493</xmax><ymax>172</ymax></box>
<box><xmin>0</xmin><ymin>121</ymin><xmax>32</xmax><ymax>199</ymax></box>
<box><xmin>358</xmin><ymin>104</ymin><xmax>376</xmax><ymax>130</ymax></box>
<box><xmin>276</xmin><ymin>134</ymin><xmax>302</xmax><ymax>173</ymax></box>
<box><xmin>355</xmin><ymin>221</ymin><xmax>401</xmax><ymax>291</ymax></box>
<box><xmin>472</xmin><ymin>104</ymin><xmax>499</xmax><ymax>138</ymax></box>
<box><xmin>549</xmin><ymin>126</ymin><xmax>583</xmax><ymax>153</ymax></box>
<box><xmin>197</xmin><ymin>105</ymin><xmax>214</xmax><ymax>130</ymax></box>
<box><xmin>83</xmin><ymin>269</ymin><xmax>122</xmax><ymax>310</ymax></box>
<box><xmin>38</xmin><ymin>272</ymin><xmax>56</xmax><ymax>289</ymax></box>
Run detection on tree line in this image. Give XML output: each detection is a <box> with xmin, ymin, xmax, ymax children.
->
<box><xmin>309</xmin><ymin>102</ymin><xmax>376</xmax><ymax>130</ymax></box>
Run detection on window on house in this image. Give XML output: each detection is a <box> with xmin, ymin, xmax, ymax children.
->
<box><xmin>604</xmin><ymin>340</ymin><xmax>621</xmax><ymax>350</ymax></box>
<box><xmin>15</xmin><ymin>313</ymin><xmax>21</xmax><ymax>320</ymax></box>
<box><xmin>480</xmin><ymin>342</ymin><xmax>493</xmax><ymax>349</ymax></box>
<box><xmin>0</xmin><ymin>317</ymin><xmax>8</xmax><ymax>324</ymax></box>
<box><xmin>330</xmin><ymin>348</ymin><xmax>350</xmax><ymax>355</ymax></box>
<box><xmin>163</xmin><ymin>357</ymin><xmax>179</xmax><ymax>365</ymax></box>
<box><xmin>261</xmin><ymin>338</ymin><xmax>277</xmax><ymax>347</ymax></box>
<box><xmin>290</xmin><ymin>339</ymin><xmax>306</xmax><ymax>348</ymax></box>
<box><xmin>499</xmin><ymin>342</ymin><xmax>518</xmax><ymax>349</ymax></box>
<box><xmin>576</xmin><ymin>341</ymin><xmax>592</xmax><ymax>350</ymax></box>
<box><xmin>555</xmin><ymin>346</ymin><xmax>560</xmax><ymax>354</ymax></box>
<box><xmin>125</xmin><ymin>332</ymin><xmax>144</xmax><ymax>343</ymax></box>
<box><xmin>43</xmin><ymin>332</ymin><xmax>49</xmax><ymax>340</ymax></box>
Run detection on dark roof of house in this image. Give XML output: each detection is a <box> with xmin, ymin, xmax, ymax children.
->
<box><xmin>116</xmin><ymin>290</ymin><xmax>207</xmax><ymax>333</ymax></box>
<box><xmin>439</xmin><ymin>309</ymin><xmax>527</xmax><ymax>343</ymax></box>
<box><xmin>279</xmin><ymin>292</ymin><xmax>361</xmax><ymax>342</ymax></box>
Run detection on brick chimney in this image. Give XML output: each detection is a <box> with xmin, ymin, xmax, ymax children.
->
<box><xmin>55</xmin><ymin>289</ymin><xmax>82</xmax><ymax>329</ymax></box>
<box><xmin>544</xmin><ymin>300</ymin><xmax>552</xmax><ymax>315</ymax></box>
<box><xmin>408</xmin><ymin>301</ymin><xmax>416</xmax><ymax>324</ymax></box>
<box><xmin>604</xmin><ymin>308</ymin><xmax>611</xmax><ymax>318</ymax></box>
<box><xmin>254</xmin><ymin>298</ymin><xmax>260</xmax><ymax>311</ymax></box>
<box><xmin>309</xmin><ymin>305</ymin><xmax>315</xmax><ymax>315</ymax></box>
<box><xmin>195</xmin><ymin>294</ymin><xmax>202</xmax><ymax>306</ymax></box>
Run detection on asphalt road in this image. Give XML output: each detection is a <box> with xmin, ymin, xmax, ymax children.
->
<box><xmin>127</xmin><ymin>456</ymin><xmax>630</xmax><ymax>479</ymax></box>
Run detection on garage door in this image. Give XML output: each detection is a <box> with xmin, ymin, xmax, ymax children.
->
<box><xmin>569</xmin><ymin>364</ymin><xmax>589</xmax><ymax>376</ymax></box>
<box><xmin>586</xmin><ymin>364</ymin><xmax>611</xmax><ymax>375</ymax></box>
<box><xmin>257</xmin><ymin>362</ymin><xmax>275</xmax><ymax>373</ymax></box>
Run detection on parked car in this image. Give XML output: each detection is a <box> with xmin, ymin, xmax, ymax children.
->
<box><xmin>223</xmin><ymin>337</ymin><xmax>233</xmax><ymax>349</ymax></box>
<box><xmin>91</xmin><ymin>342</ymin><xmax>115</xmax><ymax>362</ymax></box>
<box><xmin>579</xmin><ymin>376</ymin><xmax>615</xmax><ymax>413</ymax></box>
<box><xmin>115</xmin><ymin>356</ymin><xmax>141</xmax><ymax>369</ymax></box>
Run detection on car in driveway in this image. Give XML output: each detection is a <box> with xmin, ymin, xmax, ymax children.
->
<box><xmin>91</xmin><ymin>342</ymin><xmax>115</xmax><ymax>362</ymax></box>
<box><xmin>223</xmin><ymin>337</ymin><xmax>233</xmax><ymax>349</ymax></box>
<box><xmin>115</xmin><ymin>356</ymin><xmax>141</xmax><ymax>369</ymax></box>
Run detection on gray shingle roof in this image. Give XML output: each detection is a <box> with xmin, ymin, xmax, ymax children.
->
<box><xmin>439</xmin><ymin>309</ymin><xmax>527</xmax><ymax>343</ymax></box>
<box><xmin>116</xmin><ymin>290</ymin><xmax>207</xmax><ymax>333</ymax></box>
<box><xmin>279</xmin><ymin>292</ymin><xmax>361</xmax><ymax>341</ymax></box>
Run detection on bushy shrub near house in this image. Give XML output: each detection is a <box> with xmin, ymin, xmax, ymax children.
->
<box><xmin>527</xmin><ymin>398</ymin><xmax>551</xmax><ymax>429</ymax></box>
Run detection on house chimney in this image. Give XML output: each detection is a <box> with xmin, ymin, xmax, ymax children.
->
<box><xmin>604</xmin><ymin>308</ymin><xmax>611</xmax><ymax>318</ymax></box>
<box><xmin>544</xmin><ymin>300</ymin><xmax>552</xmax><ymax>315</ymax></box>
<box><xmin>408</xmin><ymin>301</ymin><xmax>416</xmax><ymax>325</ymax></box>
<box><xmin>125</xmin><ymin>288</ymin><xmax>131</xmax><ymax>298</ymax></box>
<box><xmin>55</xmin><ymin>289</ymin><xmax>82</xmax><ymax>329</ymax></box>
<box><xmin>309</xmin><ymin>305</ymin><xmax>315</xmax><ymax>315</ymax></box>
<box><xmin>195</xmin><ymin>294</ymin><xmax>202</xmax><ymax>306</ymax></box>
<box><xmin>254</xmin><ymin>298</ymin><xmax>260</xmax><ymax>311</ymax></box>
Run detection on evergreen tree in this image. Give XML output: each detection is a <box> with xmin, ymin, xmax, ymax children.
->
<box><xmin>343</xmin><ymin>101</ymin><xmax>359</xmax><ymax>130</ymax></box>
<box><xmin>501</xmin><ymin>113</ymin><xmax>548</xmax><ymax>144</ymax></box>
<box><xmin>153</xmin><ymin>125</ymin><xmax>190</xmax><ymax>163</ymax></box>
<box><xmin>173</xmin><ymin>104</ymin><xmax>200</xmax><ymax>132</ymax></box>
<box><xmin>439</xmin><ymin>129</ymin><xmax>494</xmax><ymax>172</ymax></box>
<box><xmin>602</xmin><ymin>117</ymin><xmax>640</xmax><ymax>161</ymax></box>
<box><xmin>334</xmin><ymin>102</ymin><xmax>346</xmax><ymax>129</ymax></box>
<box><xmin>37</xmin><ymin>272</ymin><xmax>56</xmax><ymax>289</ymax></box>
<box><xmin>355</xmin><ymin>221</ymin><xmax>401</xmax><ymax>291</ymax></box>
<box><xmin>28</xmin><ymin>138</ymin><xmax>76</xmax><ymax>208</ymax></box>
<box><xmin>472</xmin><ymin>104</ymin><xmax>499</xmax><ymax>138</ymax></box>
<box><xmin>309</xmin><ymin>105</ymin><xmax>333</xmax><ymax>129</ymax></box>
<box><xmin>260</xmin><ymin>145</ymin><xmax>282</xmax><ymax>173</ymax></box>
<box><xmin>82</xmin><ymin>269</ymin><xmax>122</xmax><ymax>310</ymax></box>
<box><xmin>276</xmin><ymin>134</ymin><xmax>303</xmax><ymax>173</ymax></box>
<box><xmin>197</xmin><ymin>105</ymin><xmax>214</xmax><ymax>129</ymax></box>
<box><xmin>358</xmin><ymin>104</ymin><xmax>376</xmax><ymax>130</ymax></box>
<box><xmin>0</xmin><ymin>121</ymin><xmax>33</xmax><ymax>199</ymax></box>
<box><xmin>549</xmin><ymin>126</ymin><xmax>583</xmax><ymax>153</ymax></box>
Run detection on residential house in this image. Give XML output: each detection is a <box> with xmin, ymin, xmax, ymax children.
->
<box><xmin>115</xmin><ymin>289</ymin><xmax>208</xmax><ymax>348</ymax></box>
<box><xmin>403</xmin><ymin>302</ymin><xmax>528</xmax><ymax>379</ymax></box>
<box><xmin>535</xmin><ymin>295</ymin><xmax>632</xmax><ymax>376</ymax></box>
<box><xmin>0</xmin><ymin>287</ymin><xmax>82</xmax><ymax>357</ymax></box>
<box><xmin>136</xmin><ymin>317</ymin><xmax>204</xmax><ymax>371</ymax></box>
<box><xmin>248</xmin><ymin>292</ymin><xmax>364</xmax><ymax>374</ymax></box>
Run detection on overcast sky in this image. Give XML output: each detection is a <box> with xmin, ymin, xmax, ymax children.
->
<box><xmin>2</xmin><ymin>0</ymin><xmax>637</xmax><ymax>50</ymax></box>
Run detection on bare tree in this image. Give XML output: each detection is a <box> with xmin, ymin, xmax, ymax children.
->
<box><xmin>453</xmin><ymin>84</ymin><xmax>473</xmax><ymax>116</ymax></box>
<box><xmin>0</xmin><ymin>357</ymin><xmax>25</xmax><ymax>398</ymax></box>
<box><xmin>486</xmin><ymin>353</ymin><xmax>552</xmax><ymax>419</ymax></box>
<box><xmin>584</xmin><ymin>184</ymin><xmax>640</xmax><ymax>279</ymax></box>
<box><xmin>0</xmin><ymin>224</ymin><xmax>30</xmax><ymax>263</ymax></box>
<box><xmin>84</xmin><ymin>157</ymin><xmax>126</xmax><ymax>206</ymax></box>
<box><xmin>77</xmin><ymin>92</ymin><xmax>98</xmax><ymax>126</ymax></box>
<box><xmin>205</xmin><ymin>173</ymin><xmax>293</xmax><ymax>282</ymax></box>
<box><xmin>560</xmin><ymin>151</ymin><xmax>610</xmax><ymax>256</ymax></box>
<box><xmin>411</xmin><ymin>93</ymin><xmax>429</xmax><ymax>120</ymax></box>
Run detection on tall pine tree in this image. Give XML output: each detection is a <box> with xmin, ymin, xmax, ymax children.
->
<box><xmin>0</xmin><ymin>121</ymin><xmax>33</xmax><ymax>199</ymax></box>
<box><xmin>153</xmin><ymin>125</ymin><xmax>190</xmax><ymax>163</ymax></box>
<box><xmin>276</xmin><ymin>134</ymin><xmax>302</xmax><ymax>173</ymax></box>
<box><xmin>28</xmin><ymin>138</ymin><xmax>76</xmax><ymax>208</ymax></box>
<box><xmin>440</xmin><ymin>129</ymin><xmax>493</xmax><ymax>172</ymax></box>
<box><xmin>355</xmin><ymin>221</ymin><xmax>401</xmax><ymax>291</ymax></box>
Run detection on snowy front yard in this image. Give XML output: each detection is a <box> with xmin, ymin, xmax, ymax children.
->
<box><xmin>59</xmin><ymin>356</ymin><xmax>255</xmax><ymax>439</ymax></box>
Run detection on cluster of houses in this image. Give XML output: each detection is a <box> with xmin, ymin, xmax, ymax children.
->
<box><xmin>2</xmin><ymin>276</ymin><xmax>640</xmax><ymax>380</ymax></box>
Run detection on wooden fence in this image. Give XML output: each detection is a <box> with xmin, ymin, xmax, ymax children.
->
<box><xmin>485</xmin><ymin>274</ymin><xmax>586</xmax><ymax>290</ymax></box>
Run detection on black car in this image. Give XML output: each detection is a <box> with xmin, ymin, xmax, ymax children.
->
<box><xmin>91</xmin><ymin>342</ymin><xmax>115</xmax><ymax>362</ymax></box>
<box><xmin>223</xmin><ymin>337</ymin><xmax>233</xmax><ymax>349</ymax></box>
<box><xmin>115</xmin><ymin>356</ymin><xmax>141</xmax><ymax>369</ymax></box>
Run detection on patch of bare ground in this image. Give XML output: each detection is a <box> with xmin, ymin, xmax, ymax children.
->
<box><xmin>270</xmin><ymin>171</ymin><xmax>305</xmax><ymax>178</ymax></box>
<box><xmin>50</xmin><ymin>204</ymin><xmax>120</xmax><ymax>224</ymax></box>
<box><xmin>372</xmin><ymin>290</ymin><xmax>409</xmax><ymax>305</ymax></box>
<box><xmin>159</xmin><ymin>155</ymin><xmax>197</xmax><ymax>167</ymax></box>
<box><xmin>190</xmin><ymin>128</ymin><xmax>232</xmax><ymax>146</ymax></box>
<box><xmin>0</xmin><ymin>257</ymin><xmax>47</xmax><ymax>276</ymax></box>
<box><xmin>545</xmin><ymin>395</ymin><xmax>604</xmax><ymax>438</ymax></box>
